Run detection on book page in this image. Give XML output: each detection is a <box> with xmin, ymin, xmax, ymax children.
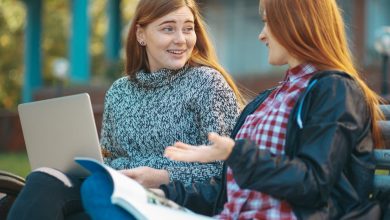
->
<box><xmin>75</xmin><ymin>157</ymin><xmax>212</xmax><ymax>219</ymax></box>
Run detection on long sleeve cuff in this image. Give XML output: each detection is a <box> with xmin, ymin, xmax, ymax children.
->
<box><xmin>226</xmin><ymin>139</ymin><xmax>249</xmax><ymax>168</ymax></box>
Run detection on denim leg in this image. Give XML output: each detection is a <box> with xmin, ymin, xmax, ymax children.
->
<box><xmin>80</xmin><ymin>172</ymin><xmax>135</xmax><ymax>220</ymax></box>
<box><xmin>7</xmin><ymin>169</ymin><xmax>89</xmax><ymax>220</ymax></box>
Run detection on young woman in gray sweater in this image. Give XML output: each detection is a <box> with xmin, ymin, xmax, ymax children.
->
<box><xmin>7</xmin><ymin>0</ymin><xmax>244</xmax><ymax>219</ymax></box>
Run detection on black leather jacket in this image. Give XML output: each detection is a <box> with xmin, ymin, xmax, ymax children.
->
<box><xmin>160</xmin><ymin>71</ymin><xmax>380</xmax><ymax>219</ymax></box>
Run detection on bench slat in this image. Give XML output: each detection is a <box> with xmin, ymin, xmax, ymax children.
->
<box><xmin>374</xmin><ymin>149</ymin><xmax>390</xmax><ymax>168</ymax></box>
<box><xmin>378</xmin><ymin>121</ymin><xmax>390</xmax><ymax>141</ymax></box>
<box><xmin>380</xmin><ymin>105</ymin><xmax>390</xmax><ymax>120</ymax></box>
<box><xmin>374</xmin><ymin>175</ymin><xmax>390</xmax><ymax>191</ymax></box>
<box><xmin>375</xmin><ymin>105</ymin><xmax>390</xmax><ymax>193</ymax></box>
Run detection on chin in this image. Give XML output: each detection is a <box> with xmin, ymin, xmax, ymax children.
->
<box><xmin>169</xmin><ymin>62</ymin><xmax>187</xmax><ymax>70</ymax></box>
<box><xmin>166</xmin><ymin>65</ymin><xmax>184</xmax><ymax>70</ymax></box>
<box><xmin>268</xmin><ymin>59</ymin><xmax>287</xmax><ymax>66</ymax></box>
<box><xmin>268</xmin><ymin>60</ymin><xmax>279</xmax><ymax>66</ymax></box>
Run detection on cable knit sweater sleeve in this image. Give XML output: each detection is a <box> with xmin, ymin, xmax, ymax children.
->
<box><xmin>166</xmin><ymin>68</ymin><xmax>240</xmax><ymax>184</ymax></box>
<box><xmin>100</xmin><ymin>81</ymin><xmax>128</xmax><ymax>165</ymax></box>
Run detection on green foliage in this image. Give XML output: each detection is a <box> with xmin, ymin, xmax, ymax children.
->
<box><xmin>0</xmin><ymin>151</ymin><xmax>30</xmax><ymax>178</ymax></box>
<box><xmin>42</xmin><ymin>0</ymin><xmax>70</xmax><ymax>85</ymax></box>
<box><xmin>0</xmin><ymin>0</ymin><xmax>139</xmax><ymax>110</ymax></box>
<box><xmin>0</xmin><ymin>0</ymin><xmax>25</xmax><ymax>110</ymax></box>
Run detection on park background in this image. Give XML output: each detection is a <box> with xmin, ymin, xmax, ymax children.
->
<box><xmin>1</xmin><ymin>0</ymin><xmax>390</xmax><ymax>178</ymax></box>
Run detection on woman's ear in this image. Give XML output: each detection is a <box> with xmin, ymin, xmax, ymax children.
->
<box><xmin>136</xmin><ymin>24</ymin><xmax>145</xmax><ymax>45</ymax></box>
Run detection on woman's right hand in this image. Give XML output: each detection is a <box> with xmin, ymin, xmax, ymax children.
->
<box><xmin>164</xmin><ymin>132</ymin><xmax>235</xmax><ymax>163</ymax></box>
<box><xmin>120</xmin><ymin>167</ymin><xmax>169</xmax><ymax>188</ymax></box>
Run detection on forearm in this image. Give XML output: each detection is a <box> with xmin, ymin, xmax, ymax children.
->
<box><xmin>166</xmin><ymin>161</ymin><xmax>223</xmax><ymax>185</ymax></box>
<box><xmin>160</xmin><ymin>177</ymin><xmax>221</xmax><ymax>216</ymax></box>
<box><xmin>226</xmin><ymin>76</ymin><xmax>371</xmax><ymax>208</ymax></box>
<box><xmin>226</xmin><ymin>139</ymin><xmax>323</xmax><ymax>206</ymax></box>
<box><xmin>227</xmin><ymin>123</ymin><xmax>354</xmax><ymax>208</ymax></box>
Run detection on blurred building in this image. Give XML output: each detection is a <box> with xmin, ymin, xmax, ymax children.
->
<box><xmin>198</xmin><ymin>0</ymin><xmax>390</xmax><ymax>93</ymax></box>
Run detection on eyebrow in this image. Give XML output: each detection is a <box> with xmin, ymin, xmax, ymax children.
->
<box><xmin>158</xmin><ymin>20</ymin><xmax>194</xmax><ymax>26</ymax></box>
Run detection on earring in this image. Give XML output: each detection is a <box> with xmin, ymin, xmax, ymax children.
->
<box><xmin>139</xmin><ymin>41</ymin><xmax>146</xmax><ymax>46</ymax></box>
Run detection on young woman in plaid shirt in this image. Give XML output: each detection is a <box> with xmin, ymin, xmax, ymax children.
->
<box><xmin>81</xmin><ymin>0</ymin><xmax>383</xmax><ymax>219</ymax></box>
<box><xmin>162</xmin><ymin>0</ymin><xmax>384</xmax><ymax>219</ymax></box>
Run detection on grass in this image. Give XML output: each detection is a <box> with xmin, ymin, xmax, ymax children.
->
<box><xmin>376</xmin><ymin>169</ymin><xmax>390</xmax><ymax>175</ymax></box>
<box><xmin>0</xmin><ymin>151</ymin><xmax>31</xmax><ymax>178</ymax></box>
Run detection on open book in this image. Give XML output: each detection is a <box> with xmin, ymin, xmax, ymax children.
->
<box><xmin>75</xmin><ymin>157</ymin><xmax>212</xmax><ymax>220</ymax></box>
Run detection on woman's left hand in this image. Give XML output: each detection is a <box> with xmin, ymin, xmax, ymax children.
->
<box><xmin>164</xmin><ymin>132</ymin><xmax>235</xmax><ymax>163</ymax></box>
<box><xmin>120</xmin><ymin>167</ymin><xmax>169</xmax><ymax>188</ymax></box>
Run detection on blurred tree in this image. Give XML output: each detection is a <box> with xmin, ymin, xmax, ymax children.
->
<box><xmin>42</xmin><ymin>0</ymin><xmax>69</xmax><ymax>86</ymax></box>
<box><xmin>0</xmin><ymin>0</ymin><xmax>25</xmax><ymax>110</ymax></box>
<box><xmin>90</xmin><ymin>0</ymin><xmax>139</xmax><ymax>83</ymax></box>
<box><xmin>0</xmin><ymin>0</ymin><xmax>139</xmax><ymax>110</ymax></box>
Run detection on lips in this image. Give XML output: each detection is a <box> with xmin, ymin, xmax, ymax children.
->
<box><xmin>167</xmin><ymin>49</ymin><xmax>186</xmax><ymax>55</ymax></box>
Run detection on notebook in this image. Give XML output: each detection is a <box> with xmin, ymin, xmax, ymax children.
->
<box><xmin>18</xmin><ymin>93</ymin><xmax>104</xmax><ymax>177</ymax></box>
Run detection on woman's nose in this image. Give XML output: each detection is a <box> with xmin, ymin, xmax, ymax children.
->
<box><xmin>259</xmin><ymin>29</ymin><xmax>266</xmax><ymax>43</ymax></box>
<box><xmin>174</xmin><ymin>31</ymin><xmax>186</xmax><ymax>44</ymax></box>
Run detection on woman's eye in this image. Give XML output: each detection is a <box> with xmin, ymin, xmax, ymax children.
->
<box><xmin>162</xmin><ymin>27</ymin><xmax>174</xmax><ymax>32</ymax></box>
<box><xmin>183</xmin><ymin>27</ymin><xmax>194</xmax><ymax>33</ymax></box>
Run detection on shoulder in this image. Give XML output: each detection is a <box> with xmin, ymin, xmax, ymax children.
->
<box><xmin>185</xmin><ymin>66</ymin><xmax>231</xmax><ymax>89</ymax></box>
<box><xmin>109</xmin><ymin>76</ymin><xmax>130</xmax><ymax>89</ymax></box>
<box><xmin>311</xmin><ymin>70</ymin><xmax>363</xmax><ymax>96</ymax></box>
<box><xmin>106</xmin><ymin>76</ymin><xmax>131</xmax><ymax>93</ymax></box>
<box><xmin>104</xmin><ymin>76</ymin><xmax>130</xmax><ymax>102</ymax></box>
<box><xmin>187</xmin><ymin>66</ymin><xmax>224</xmax><ymax>81</ymax></box>
<box><xmin>293</xmin><ymin>70</ymin><xmax>371</xmax><ymax>130</ymax></box>
<box><xmin>304</xmin><ymin>70</ymin><xmax>367</xmax><ymax>110</ymax></box>
<box><xmin>312</xmin><ymin>70</ymin><xmax>354</xmax><ymax>84</ymax></box>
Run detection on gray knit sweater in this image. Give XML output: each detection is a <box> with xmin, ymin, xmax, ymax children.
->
<box><xmin>101</xmin><ymin>65</ymin><xmax>239</xmax><ymax>185</ymax></box>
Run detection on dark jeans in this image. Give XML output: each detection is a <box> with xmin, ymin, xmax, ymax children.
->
<box><xmin>7</xmin><ymin>171</ymin><xmax>90</xmax><ymax>220</ymax></box>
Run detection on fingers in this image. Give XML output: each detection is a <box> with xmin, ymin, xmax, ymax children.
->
<box><xmin>208</xmin><ymin>132</ymin><xmax>230</xmax><ymax>148</ymax></box>
<box><xmin>119</xmin><ymin>169</ymin><xmax>135</xmax><ymax>178</ymax></box>
<box><xmin>164</xmin><ymin>139</ymin><xmax>223</xmax><ymax>163</ymax></box>
<box><xmin>165</xmin><ymin>146</ymin><xmax>204</xmax><ymax>162</ymax></box>
<box><xmin>164</xmin><ymin>146</ymin><xmax>192</xmax><ymax>161</ymax></box>
<box><xmin>171</xmin><ymin>141</ymin><xmax>194</xmax><ymax>150</ymax></box>
<box><xmin>208</xmin><ymin>132</ymin><xmax>235</xmax><ymax>150</ymax></box>
<box><xmin>208</xmin><ymin>132</ymin><xmax>222</xmax><ymax>144</ymax></box>
<box><xmin>120</xmin><ymin>168</ymin><xmax>144</xmax><ymax>179</ymax></box>
<box><xmin>149</xmin><ymin>188</ymin><xmax>166</xmax><ymax>198</ymax></box>
<box><xmin>163</xmin><ymin>141</ymin><xmax>197</xmax><ymax>160</ymax></box>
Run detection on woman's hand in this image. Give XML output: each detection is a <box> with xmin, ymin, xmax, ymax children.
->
<box><xmin>164</xmin><ymin>132</ymin><xmax>235</xmax><ymax>163</ymax></box>
<box><xmin>120</xmin><ymin>167</ymin><xmax>169</xmax><ymax>188</ymax></box>
<box><xmin>149</xmin><ymin>188</ymin><xmax>166</xmax><ymax>198</ymax></box>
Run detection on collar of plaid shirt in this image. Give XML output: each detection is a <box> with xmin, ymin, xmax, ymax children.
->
<box><xmin>216</xmin><ymin>63</ymin><xmax>318</xmax><ymax>220</ymax></box>
<box><xmin>282</xmin><ymin>62</ymin><xmax>318</xmax><ymax>83</ymax></box>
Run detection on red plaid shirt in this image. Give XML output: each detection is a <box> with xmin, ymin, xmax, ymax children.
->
<box><xmin>216</xmin><ymin>63</ymin><xmax>317</xmax><ymax>220</ymax></box>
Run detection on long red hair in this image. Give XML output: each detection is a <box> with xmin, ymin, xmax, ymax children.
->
<box><xmin>125</xmin><ymin>0</ymin><xmax>245</xmax><ymax>107</ymax></box>
<box><xmin>261</xmin><ymin>0</ymin><xmax>384</xmax><ymax>147</ymax></box>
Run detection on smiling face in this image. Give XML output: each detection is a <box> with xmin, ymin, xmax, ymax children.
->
<box><xmin>136</xmin><ymin>6</ymin><xmax>196</xmax><ymax>72</ymax></box>
<box><xmin>258</xmin><ymin>12</ymin><xmax>301</xmax><ymax>68</ymax></box>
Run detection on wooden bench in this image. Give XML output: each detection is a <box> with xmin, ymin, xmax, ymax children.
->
<box><xmin>375</xmin><ymin>105</ymin><xmax>390</xmax><ymax>193</ymax></box>
<box><xmin>374</xmin><ymin>150</ymin><xmax>390</xmax><ymax>193</ymax></box>
<box><xmin>0</xmin><ymin>171</ymin><xmax>24</xmax><ymax>219</ymax></box>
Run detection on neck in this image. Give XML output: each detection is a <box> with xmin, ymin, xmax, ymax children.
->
<box><xmin>288</xmin><ymin>57</ymin><xmax>303</xmax><ymax>69</ymax></box>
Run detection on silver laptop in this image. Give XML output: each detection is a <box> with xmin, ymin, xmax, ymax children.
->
<box><xmin>18</xmin><ymin>93</ymin><xmax>103</xmax><ymax>177</ymax></box>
